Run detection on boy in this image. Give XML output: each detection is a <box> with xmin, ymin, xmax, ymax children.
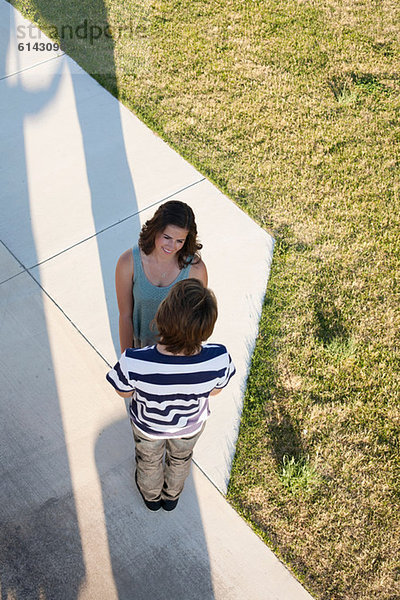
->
<box><xmin>106</xmin><ymin>279</ymin><xmax>235</xmax><ymax>512</ymax></box>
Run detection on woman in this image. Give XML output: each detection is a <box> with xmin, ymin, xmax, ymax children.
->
<box><xmin>115</xmin><ymin>200</ymin><xmax>208</xmax><ymax>352</ymax></box>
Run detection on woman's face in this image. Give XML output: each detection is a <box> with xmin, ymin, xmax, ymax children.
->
<box><xmin>154</xmin><ymin>225</ymin><xmax>189</xmax><ymax>257</ymax></box>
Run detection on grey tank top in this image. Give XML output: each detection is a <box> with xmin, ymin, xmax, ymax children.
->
<box><xmin>132</xmin><ymin>246</ymin><xmax>193</xmax><ymax>348</ymax></box>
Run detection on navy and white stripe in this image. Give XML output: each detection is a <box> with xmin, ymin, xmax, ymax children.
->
<box><xmin>106</xmin><ymin>344</ymin><xmax>235</xmax><ymax>439</ymax></box>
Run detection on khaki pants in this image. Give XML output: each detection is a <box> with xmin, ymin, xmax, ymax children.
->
<box><xmin>131</xmin><ymin>423</ymin><xmax>205</xmax><ymax>502</ymax></box>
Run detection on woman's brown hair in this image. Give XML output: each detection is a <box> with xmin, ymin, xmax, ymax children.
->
<box><xmin>155</xmin><ymin>279</ymin><xmax>218</xmax><ymax>355</ymax></box>
<box><xmin>138</xmin><ymin>201</ymin><xmax>202</xmax><ymax>269</ymax></box>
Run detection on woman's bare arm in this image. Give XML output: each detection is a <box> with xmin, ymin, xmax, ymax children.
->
<box><xmin>115</xmin><ymin>249</ymin><xmax>135</xmax><ymax>353</ymax></box>
<box><xmin>189</xmin><ymin>258</ymin><xmax>208</xmax><ymax>287</ymax></box>
<box><xmin>209</xmin><ymin>387</ymin><xmax>222</xmax><ymax>396</ymax></box>
<box><xmin>114</xmin><ymin>388</ymin><xmax>135</xmax><ymax>398</ymax></box>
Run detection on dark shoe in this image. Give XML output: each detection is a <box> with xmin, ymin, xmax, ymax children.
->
<box><xmin>161</xmin><ymin>498</ymin><xmax>179</xmax><ymax>511</ymax></box>
<box><xmin>135</xmin><ymin>471</ymin><xmax>161</xmax><ymax>511</ymax></box>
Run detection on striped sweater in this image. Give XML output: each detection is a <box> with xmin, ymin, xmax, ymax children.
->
<box><xmin>106</xmin><ymin>344</ymin><xmax>236</xmax><ymax>439</ymax></box>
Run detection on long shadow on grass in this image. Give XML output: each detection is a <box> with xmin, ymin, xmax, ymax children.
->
<box><xmin>265</xmin><ymin>397</ymin><xmax>305</xmax><ymax>464</ymax></box>
<box><xmin>256</xmin><ymin>235</ymin><xmax>306</xmax><ymax>465</ymax></box>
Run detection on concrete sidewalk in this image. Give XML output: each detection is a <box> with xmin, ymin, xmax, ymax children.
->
<box><xmin>0</xmin><ymin>2</ymin><xmax>314</xmax><ymax>598</ymax></box>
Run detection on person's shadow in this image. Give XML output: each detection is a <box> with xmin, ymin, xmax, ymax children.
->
<box><xmin>0</xmin><ymin>7</ymin><xmax>85</xmax><ymax>599</ymax></box>
<box><xmin>2</xmin><ymin>1</ymin><xmax>216</xmax><ymax>597</ymax></box>
<box><xmin>95</xmin><ymin>418</ymin><xmax>216</xmax><ymax>600</ymax></box>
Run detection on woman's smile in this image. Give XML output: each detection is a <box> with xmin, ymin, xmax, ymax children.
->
<box><xmin>155</xmin><ymin>225</ymin><xmax>188</xmax><ymax>258</ymax></box>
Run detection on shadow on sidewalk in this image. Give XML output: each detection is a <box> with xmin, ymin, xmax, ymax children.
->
<box><xmin>0</xmin><ymin>7</ymin><xmax>84</xmax><ymax>599</ymax></box>
<box><xmin>95</xmin><ymin>418</ymin><xmax>216</xmax><ymax>600</ymax></box>
<box><xmin>1</xmin><ymin>1</ymin><xmax>216</xmax><ymax>597</ymax></box>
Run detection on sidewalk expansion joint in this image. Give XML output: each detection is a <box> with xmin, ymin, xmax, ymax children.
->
<box><xmin>29</xmin><ymin>267</ymin><xmax>113</xmax><ymax>368</ymax></box>
<box><xmin>0</xmin><ymin>239</ymin><xmax>111</xmax><ymax>367</ymax></box>
<box><xmin>0</xmin><ymin>270</ymin><xmax>25</xmax><ymax>286</ymax></box>
<box><xmin>28</xmin><ymin>177</ymin><xmax>206</xmax><ymax>270</ymax></box>
<box><xmin>0</xmin><ymin>52</ymin><xmax>66</xmax><ymax>81</ymax></box>
<box><xmin>0</xmin><ymin>240</ymin><xmax>29</xmax><ymax>283</ymax></box>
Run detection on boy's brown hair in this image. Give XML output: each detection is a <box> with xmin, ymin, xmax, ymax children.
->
<box><xmin>155</xmin><ymin>279</ymin><xmax>218</xmax><ymax>355</ymax></box>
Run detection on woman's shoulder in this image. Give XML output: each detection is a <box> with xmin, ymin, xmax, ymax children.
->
<box><xmin>116</xmin><ymin>248</ymin><xmax>134</xmax><ymax>278</ymax></box>
<box><xmin>188</xmin><ymin>257</ymin><xmax>208</xmax><ymax>286</ymax></box>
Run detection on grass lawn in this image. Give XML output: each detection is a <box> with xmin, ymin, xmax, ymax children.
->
<box><xmin>9</xmin><ymin>0</ymin><xmax>400</xmax><ymax>598</ymax></box>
